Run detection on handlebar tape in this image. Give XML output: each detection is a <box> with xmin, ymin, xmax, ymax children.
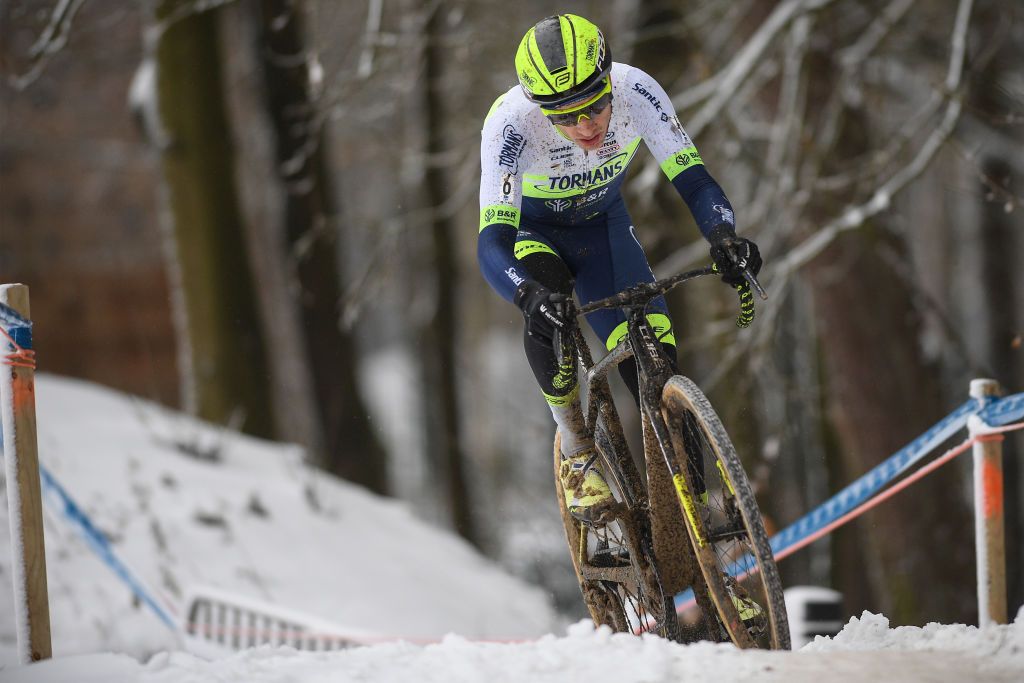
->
<box><xmin>735</xmin><ymin>281</ymin><xmax>755</xmax><ymax>328</ymax></box>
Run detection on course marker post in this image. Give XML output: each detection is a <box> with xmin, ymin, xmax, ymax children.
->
<box><xmin>969</xmin><ymin>378</ymin><xmax>1007</xmax><ymax>626</ymax></box>
<box><xmin>0</xmin><ymin>284</ymin><xmax>52</xmax><ymax>662</ymax></box>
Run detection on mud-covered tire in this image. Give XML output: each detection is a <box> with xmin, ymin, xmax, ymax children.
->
<box><xmin>661</xmin><ymin>376</ymin><xmax>791</xmax><ymax>650</ymax></box>
<box><xmin>553</xmin><ymin>432</ymin><xmax>681</xmax><ymax>641</ymax></box>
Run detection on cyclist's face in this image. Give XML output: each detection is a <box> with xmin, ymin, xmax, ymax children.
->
<box><xmin>556</xmin><ymin>105</ymin><xmax>612</xmax><ymax>151</ymax></box>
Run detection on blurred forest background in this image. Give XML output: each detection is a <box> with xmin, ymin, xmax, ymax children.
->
<box><xmin>1</xmin><ymin>0</ymin><xmax>1022</xmax><ymax>627</ymax></box>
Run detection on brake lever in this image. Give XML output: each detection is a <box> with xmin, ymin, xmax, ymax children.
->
<box><xmin>743</xmin><ymin>268</ymin><xmax>768</xmax><ymax>300</ymax></box>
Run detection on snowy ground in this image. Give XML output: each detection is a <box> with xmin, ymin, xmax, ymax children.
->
<box><xmin>1</xmin><ymin>376</ymin><xmax>560</xmax><ymax>663</ymax></box>
<box><xmin>4</xmin><ymin>613</ymin><xmax>1023</xmax><ymax>682</ymax></box>
<box><xmin>1</xmin><ymin>375</ymin><xmax>1023</xmax><ymax>681</ymax></box>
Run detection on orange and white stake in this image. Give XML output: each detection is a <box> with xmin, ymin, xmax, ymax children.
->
<box><xmin>969</xmin><ymin>379</ymin><xmax>1007</xmax><ymax>627</ymax></box>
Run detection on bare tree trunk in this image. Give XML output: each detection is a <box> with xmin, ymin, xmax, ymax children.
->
<box><xmin>806</xmin><ymin>225</ymin><xmax>975</xmax><ymax>625</ymax></box>
<box><xmin>153</xmin><ymin>0</ymin><xmax>274</xmax><ymax>438</ymax></box>
<box><xmin>250</xmin><ymin>0</ymin><xmax>388</xmax><ymax>493</ymax></box>
<box><xmin>423</xmin><ymin>4</ymin><xmax>476</xmax><ymax>545</ymax></box>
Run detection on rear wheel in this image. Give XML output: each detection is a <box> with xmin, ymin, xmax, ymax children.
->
<box><xmin>554</xmin><ymin>431</ymin><xmax>681</xmax><ymax>641</ymax></box>
<box><xmin>661</xmin><ymin>376</ymin><xmax>791</xmax><ymax>650</ymax></box>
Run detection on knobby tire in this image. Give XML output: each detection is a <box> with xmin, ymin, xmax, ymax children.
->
<box><xmin>661</xmin><ymin>375</ymin><xmax>791</xmax><ymax>650</ymax></box>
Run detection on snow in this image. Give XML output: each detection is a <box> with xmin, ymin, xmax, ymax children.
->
<box><xmin>2</xmin><ymin>375</ymin><xmax>1023</xmax><ymax>681</ymax></box>
<box><xmin>1</xmin><ymin>375</ymin><xmax>559</xmax><ymax>663</ymax></box>
<box><xmin>4</xmin><ymin>616</ymin><xmax>1023</xmax><ymax>682</ymax></box>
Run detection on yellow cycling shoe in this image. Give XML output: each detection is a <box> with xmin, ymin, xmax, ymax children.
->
<box><xmin>724</xmin><ymin>576</ymin><xmax>766</xmax><ymax>634</ymax></box>
<box><xmin>559</xmin><ymin>450</ymin><xmax>617</xmax><ymax>525</ymax></box>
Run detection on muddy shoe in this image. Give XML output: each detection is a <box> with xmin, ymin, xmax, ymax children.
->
<box><xmin>724</xmin><ymin>576</ymin><xmax>766</xmax><ymax>636</ymax></box>
<box><xmin>559</xmin><ymin>450</ymin><xmax>617</xmax><ymax>525</ymax></box>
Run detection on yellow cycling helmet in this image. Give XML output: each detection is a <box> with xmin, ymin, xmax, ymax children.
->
<box><xmin>515</xmin><ymin>14</ymin><xmax>612</xmax><ymax>109</ymax></box>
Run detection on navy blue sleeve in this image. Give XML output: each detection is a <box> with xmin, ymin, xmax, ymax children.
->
<box><xmin>477</xmin><ymin>223</ymin><xmax>529</xmax><ymax>304</ymax></box>
<box><xmin>670</xmin><ymin>165</ymin><xmax>737</xmax><ymax>240</ymax></box>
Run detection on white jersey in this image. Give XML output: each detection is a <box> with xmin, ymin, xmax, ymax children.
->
<box><xmin>479</xmin><ymin>62</ymin><xmax>704</xmax><ymax>231</ymax></box>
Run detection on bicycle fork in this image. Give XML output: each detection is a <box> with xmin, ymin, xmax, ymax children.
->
<box><xmin>628</xmin><ymin>312</ymin><xmax>708</xmax><ymax>543</ymax></box>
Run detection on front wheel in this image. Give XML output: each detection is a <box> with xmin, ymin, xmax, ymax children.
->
<box><xmin>661</xmin><ymin>375</ymin><xmax>791</xmax><ymax>650</ymax></box>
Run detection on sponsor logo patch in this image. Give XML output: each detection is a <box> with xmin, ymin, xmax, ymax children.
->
<box><xmin>544</xmin><ymin>152</ymin><xmax>627</xmax><ymax>192</ymax></box>
<box><xmin>713</xmin><ymin>204</ymin><xmax>735</xmax><ymax>224</ymax></box>
<box><xmin>633</xmin><ymin>82</ymin><xmax>663</xmax><ymax>111</ymax></box>
<box><xmin>505</xmin><ymin>266</ymin><xmax>525</xmax><ymax>286</ymax></box>
<box><xmin>597</xmin><ymin>140</ymin><xmax>620</xmax><ymax>158</ymax></box>
<box><xmin>481</xmin><ymin>204</ymin><xmax>519</xmax><ymax>227</ymax></box>
<box><xmin>498</xmin><ymin>125</ymin><xmax>525</xmax><ymax>171</ymax></box>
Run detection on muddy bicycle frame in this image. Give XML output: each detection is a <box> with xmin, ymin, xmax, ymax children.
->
<box><xmin>558</xmin><ymin>264</ymin><xmax>757</xmax><ymax>493</ymax></box>
<box><xmin>553</xmin><ymin>264</ymin><xmax>767</xmax><ymax>641</ymax></box>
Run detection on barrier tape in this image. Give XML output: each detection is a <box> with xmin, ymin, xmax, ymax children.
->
<box><xmin>979</xmin><ymin>392</ymin><xmax>1024</xmax><ymax>427</ymax></box>
<box><xmin>0</xmin><ymin>302</ymin><xmax>31</xmax><ymax>330</ymax></box>
<box><xmin>38</xmin><ymin>465</ymin><xmax>178</xmax><ymax>629</ymax></box>
<box><xmin>0</xmin><ymin>303</ymin><xmax>35</xmax><ymax>370</ymax></box>
<box><xmin>672</xmin><ymin>393</ymin><xmax>1024</xmax><ymax>614</ymax></box>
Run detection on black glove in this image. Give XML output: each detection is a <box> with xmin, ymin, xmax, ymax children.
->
<box><xmin>514</xmin><ymin>280</ymin><xmax>568</xmax><ymax>343</ymax></box>
<box><xmin>708</xmin><ymin>225</ymin><xmax>762</xmax><ymax>287</ymax></box>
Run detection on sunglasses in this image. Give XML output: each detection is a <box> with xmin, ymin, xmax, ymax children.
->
<box><xmin>542</xmin><ymin>80</ymin><xmax>612</xmax><ymax>127</ymax></box>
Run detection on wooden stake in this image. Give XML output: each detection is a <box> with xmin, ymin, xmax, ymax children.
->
<box><xmin>0</xmin><ymin>284</ymin><xmax>52</xmax><ymax>662</ymax></box>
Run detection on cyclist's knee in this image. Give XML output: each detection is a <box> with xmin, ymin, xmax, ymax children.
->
<box><xmin>523</xmin><ymin>324</ymin><xmax>578</xmax><ymax>396</ymax></box>
<box><xmin>517</xmin><ymin>249</ymin><xmax>572</xmax><ymax>295</ymax></box>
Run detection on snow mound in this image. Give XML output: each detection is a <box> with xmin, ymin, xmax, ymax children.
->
<box><xmin>0</xmin><ymin>375</ymin><xmax>560</xmax><ymax>665</ymax></box>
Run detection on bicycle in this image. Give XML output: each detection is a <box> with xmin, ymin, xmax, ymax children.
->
<box><xmin>550</xmin><ymin>265</ymin><xmax>790</xmax><ymax>649</ymax></box>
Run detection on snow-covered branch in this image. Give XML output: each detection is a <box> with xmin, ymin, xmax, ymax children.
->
<box><xmin>357</xmin><ymin>0</ymin><xmax>385</xmax><ymax>79</ymax></box>
<box><xmin>774</xmin><ymin>0</ymin><xmax>975</xmax><ymax>281</ymax></box>
<box><xmin>695</xmin><ymin>0</ymin><xmax>978</xmax><ymax>391</ymax></box>
<box><xmin>686</xmin><ymin>0</ymin><xmax>839</xmax><ymax>138</ymax></box>
<box><xmin>8</xmin><ymin>0</ymin><xmax>87</xmax><ymax>90</ymax></box>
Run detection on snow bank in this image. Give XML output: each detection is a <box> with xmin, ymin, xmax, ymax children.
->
<box><xmin>0</xmin><ymin>375</ymin><xmax>560</xmax><ymax>665</ymax></box>
<box><xmin>4</xmin><ymin>615</ymin><xmax>1023</xmax><ymax>683</ymax></box>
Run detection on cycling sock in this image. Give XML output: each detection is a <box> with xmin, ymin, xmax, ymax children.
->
<box><xmin>549</xmin><ymin>390</ymin><xmax>594</xmax><ymax>457</ymax></box>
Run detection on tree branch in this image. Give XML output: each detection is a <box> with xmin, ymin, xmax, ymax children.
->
<box><xmin>8</xmin><ymin>0</ymin><xmax>87</xmax><ymax>90</ymax></box>
<box><xmin>702</xmin><ymin>0</ymin><xmax>976</xmax><ymax>390</ymax></box>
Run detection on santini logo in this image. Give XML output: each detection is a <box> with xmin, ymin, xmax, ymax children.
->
<box><xmin>633</xmin><ymin>83</ymin><xmax>662</xmax><ymax>111</ymax></box>
<box><xmin>505</xmin><ymin>267</ymin><xmax>525</xmax><ymax>286</ymax></box>
<box><xmin>545</xmin><ymin>199</ymin><xmax>572</xmax><ymax>212</ymax></box>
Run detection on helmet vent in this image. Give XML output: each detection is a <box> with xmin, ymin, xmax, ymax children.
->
<box><xmin>533</xmin><ymin>16</ymin><xmax>568</xmax><ymax>73</ymax></box>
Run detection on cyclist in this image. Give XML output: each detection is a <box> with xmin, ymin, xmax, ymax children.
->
<box><xmin>478</xmin><ymin>14</ymin><xmax>761</xmax><ymax>525</ymax></box>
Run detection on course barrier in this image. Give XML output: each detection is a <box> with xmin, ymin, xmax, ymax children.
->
<box><xmin>674</xmin><ymin>386</ymin><xmax>1024</xmax><ymax>624</ymax></box>
<box><xmin>180</xmin><ymin>585</ymin><xmax>375</xmax><ymax>656</ymax></box>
